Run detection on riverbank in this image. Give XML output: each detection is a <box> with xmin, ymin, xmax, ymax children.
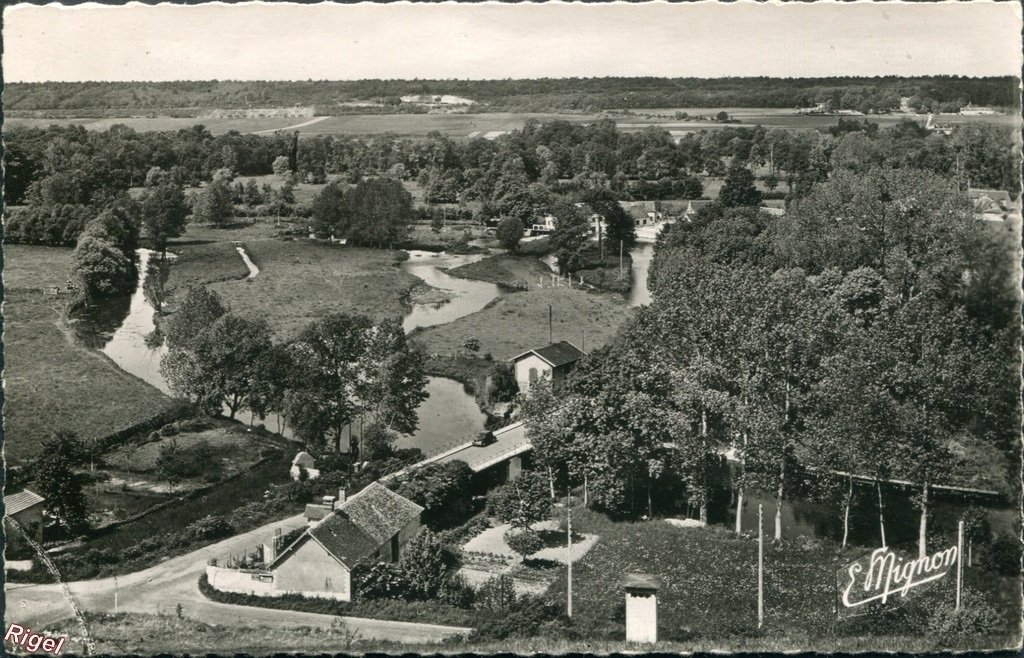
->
<box><xmin>3</xmin><ymin>246</ymin><xmax>178</xmax><ymax>464</ymax></box>
<box><xmin>445</xmin><ymin>253</ymin><xmax>552</xmax><ymax>289</ymax></box>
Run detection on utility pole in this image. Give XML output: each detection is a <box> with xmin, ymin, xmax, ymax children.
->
<box><xmin>757</xmin><ymin>504</ymin><xmax>764</xmax><ymax>629</ymax></box>
<box><xmin>619</xmin><ymin>240</ymin><xmax>624</xmax><ymax>279</ymax></box>
<box><xmin>549</xmin><ymin>305</ymin><xmax>553</xmax><ymax>344</ymax></box>
<box><xmin>956</xmin><ymin>519</ymin><xmax>964</xmax><ymax>611</ymax></box>
<box><xmin>582</xmin><ymin>330</ymin><xmax>586</xmax><ymax>353</ymax></box>
<box><xmin>567</xmin><ymin>485</ymin><xmax>573</xmax><ymax>618</ymax></box>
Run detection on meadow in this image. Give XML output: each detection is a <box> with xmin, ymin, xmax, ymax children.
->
<box><xmin>185</xmin><ymin>237</ymin><xmax>421</xmax><ymax>340</ymax></box>
<box><xmin>3</xmin><ymin>245</ymin><xmax>177</xmax><ymax>463</ymax></box>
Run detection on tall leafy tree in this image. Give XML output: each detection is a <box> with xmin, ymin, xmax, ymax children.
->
<box><xmin>192</xmin><ymin>178</ymin><xmax>234</xmax><ymax>226</ymax></box>
<box><xmin>34</xmin><ymin>431</ymin><xmax>90</xmax><ymax>533</ymax></box>
<box><xmin>141</xmin><ymin>182</ymin><xmax>189</xmax><ymax>259</ymax></box>
<box><xmin>718</xmin><ymin>162</ymin><xmax>763</xmax><ymax>208</ymax></box>
<box><xmin>165</xmin><ymin>286</ymin><xmax>227</xmax><ymax>350</ymax></box>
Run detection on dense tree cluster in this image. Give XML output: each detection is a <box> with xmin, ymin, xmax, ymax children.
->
<box><xmin>6</xmin><ymin>76</ymin><xmax>1015</xmax><ymax>112</ymax></box>
<box><xmin>524</xmin><ymin>164</ymin><xmax>1019</xmax><ymax>558</ymax></box>
<box><xmin>162</xmin><ymin>290</ymin><xmax>429</xmax><ymax>458</ymax></box>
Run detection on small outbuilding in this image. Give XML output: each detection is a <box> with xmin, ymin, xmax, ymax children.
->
<box><xmin>511</xmin><ymin>341</ymin><xmax>586</xmax><ymax>394</ymax></box>
<box><xmin>4</xmin><ymin>489</ymin><xmax>45</xmax><ymax>553</ymax></box>
<box><xmin>290</xmin><ymin>451</ymin><xmax>320</xmax><ymax>481</ymax></box>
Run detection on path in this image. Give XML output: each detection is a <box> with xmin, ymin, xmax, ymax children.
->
<box><xmin>252</xmin><ymin>115</ymin><xmax>330</xmax><ymax>134</ymax></box>
<box><xmin>4</xmin><ymin>512</ymin><xmax>470</xmax><ymax>643</ymax></box>
<box><xmin>234</xmin><ymin>245</ymin><xmax>260</xmax><ymax>278</ymax></box>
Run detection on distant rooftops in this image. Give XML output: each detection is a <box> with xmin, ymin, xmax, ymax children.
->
<box><xmin>512</xmin><ymin>341</ymin><xmax>587</xmax><ymax>368</ymax></box>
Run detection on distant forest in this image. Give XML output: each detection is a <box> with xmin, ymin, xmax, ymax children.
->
<box><xmin>4</xmin><ymin>77</ymin><xmax>1018</xmax><ymax>114</ymax></box>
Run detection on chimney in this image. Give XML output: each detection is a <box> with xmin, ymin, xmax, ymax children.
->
<box><xmin>263</xmin><ymin>529</ymin><xmax>281</xmax><ymax>564</ymax></box>
<box><xmin>338</xmin><ymin>488</ymin><xmax>346</xmax><ymax>506</ymax></box>
<box><xmin>322</xmin><ymin>495</ymin><xmax>336</xmax><ymax>509</ymax></box>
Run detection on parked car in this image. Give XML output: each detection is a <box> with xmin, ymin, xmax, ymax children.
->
<box><xmin>472</xmin><ymin>431</ymin><xmax>496</xmax><ymax>447</ymax></box>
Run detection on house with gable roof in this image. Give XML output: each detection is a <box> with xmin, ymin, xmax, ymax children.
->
<box><xmin>206</xmin><ymin>482</ymin><xmax>422</xmax><ymax>601</ymax></box>
<box><xmin>511</xmin><ymin>341</ymin><xmax>586</xmax><ymax>394</ymax></box>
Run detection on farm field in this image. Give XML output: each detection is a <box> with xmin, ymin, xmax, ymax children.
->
<box><xmin>10</xmin><ymin>108</ymin><xmax>1015</xmax><ymax>139</ymax></box>
<box><xmin>3</xmin><ymin>246</ymin><xmax>177</xmax><ymax>463</ymax></box>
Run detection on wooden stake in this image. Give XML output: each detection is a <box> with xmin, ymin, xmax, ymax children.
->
<box><xmin>956</xmin><ymin>519</ymin><xmax>964</xmax><ymax>611</ymax></box>
<box><xmin>758</xmin><ymin>504</ymin><xmax>764</xmax><ymax>629</ymax></box>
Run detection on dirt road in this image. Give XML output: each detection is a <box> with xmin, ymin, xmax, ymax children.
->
<box><xmin>4</xmin><ymin>513</ymin><xmax>471</xmax><ymax>643</ymax></box>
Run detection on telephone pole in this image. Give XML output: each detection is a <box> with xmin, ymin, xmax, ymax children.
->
<box><xmin>567</xmin><ymin>486</ymin><xmax>573</xmax><ymax>618</ymax></box>
<box><xmin>549</xmin><ymin>305</ymin><xmax>553</xmax><ymax>343</ymax></box>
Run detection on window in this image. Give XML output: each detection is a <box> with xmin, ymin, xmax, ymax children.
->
<box><xmin>529</xmin><ymin>367</ymin><xmax>538</xmax><ymax>383</ymax></box>
<box><xmin>391</xmin><ymin>534</ymin><xmax>400</xmax><ymax>562</ymax></box>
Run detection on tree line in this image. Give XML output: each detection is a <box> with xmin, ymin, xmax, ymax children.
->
<box><xmin>6</xmin><ymin>76</ymin><xmax>1016</xmax><ymax>112</ymax></box>
<box><xmin>521</xmin><ymin>164</ymin><xmax>1019</xmax><ymax>558</ymax></box>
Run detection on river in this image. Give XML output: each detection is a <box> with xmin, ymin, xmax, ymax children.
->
<box><xmin>74</xmin><ymin>246</ymin><xmax>491</xmax><ymax>457</ymax></box>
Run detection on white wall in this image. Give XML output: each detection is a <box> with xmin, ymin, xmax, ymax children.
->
<box><xmin>625</xmin><ymin>591</ymin><xmax>657</xmax><ymax>644</ymax></box>
<box><xmin>514</xmin><ymin>354</ymin><xmax>551</xmax><ymax>394</ymax></box>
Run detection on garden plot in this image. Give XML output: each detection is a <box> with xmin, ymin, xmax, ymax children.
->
<box><xmin>457</xmin><ymin>518</ymin><xmax>599</xmax><ymax>595</ymax></box>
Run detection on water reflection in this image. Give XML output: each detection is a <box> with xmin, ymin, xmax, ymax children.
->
<box><xmin>401</xmin><ymin>250</ymin><xmax>504</xmax><ymax>332</ymax></box>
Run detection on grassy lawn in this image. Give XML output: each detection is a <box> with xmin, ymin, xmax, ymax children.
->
<box><xmin>540</xmin><ymin>507</ymin><xmax>1022</xmax><ymax>650</ymax></box>
<box><xmin>50</xmin><ymin>613</ymin><xmax>374</xmax><ymax>655</ymax></box>
<box><xmin>3</xmin><ymin>246</ymin><xmax>177</xmax><ymax>464</ymax></box>
<box><xmin>411</xmin><ymin>283</ymin><xmax>634</xmax><ymax>361</ymax></box>
<box><xmin>165</xmin><ymin>242</ymin><xmax>251</xmax><ymax>293</ymax></box>
<box><xmin>446</xmin><ymin>253</ymin><xmax>552</xmax><ymax>289</ymax></box>
<box><xmin>102</xmin><ymin>418</ymin><xmax>283</xmax><ymax>477</ymax></box>
<box><xmin>165</xmin><ymin>238</ymin><xmax>419</xmax><ymax>340</ymax></box>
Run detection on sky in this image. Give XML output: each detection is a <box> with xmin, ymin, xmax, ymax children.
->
<box><xmin>4</xmin><ymin>1</ymin><xmax>1022</xmax><ymax>82</ymax></box>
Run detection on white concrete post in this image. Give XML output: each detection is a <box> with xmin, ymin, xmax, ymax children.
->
<box><xmin>624</xmin><ymin>574</ymin><xmax>659</xmax><ymax>644</ymax></box>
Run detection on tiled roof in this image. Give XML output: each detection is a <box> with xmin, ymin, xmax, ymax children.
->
<box><xmin>513</xmin><ymin>341</ymin><xmax>586</xmax><ymax>368</ymax></box>
<box><xmin>337</xmin><ymin>482</ymin><xmax>423</xmax><ymax>545</ymax></box>
<box><xmin>304</xmin><ymin>504</ymin><xmax>332</xmax><ymax>522</ymax></box>
<box><xmin>302</xmin><ymin>482</ymin><xmax>423</xmax><ymax>569</ymax></box>
<box><xmin>4</xmin><ymin>489</ymin><xmax>44</xmax><ymax>517</ymax></box>
<box><xmin>307</xmin><ymin>514</ymin><xmax>381</xmax><ymax>569</ymax></box>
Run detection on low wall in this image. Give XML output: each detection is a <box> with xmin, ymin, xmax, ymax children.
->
<box><xmin>205</xmin><ymin>565</ymin><xmax>349</xmax><ymax>601</ymax></box>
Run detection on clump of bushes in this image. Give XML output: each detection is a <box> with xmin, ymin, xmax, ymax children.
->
<box><xmin>355</xmin><ymin>529</ymin><xmax>469</xmax><ymax>605</ymax></box>
<box><xmin>926</xmin><ymin>589</ymin><xmax>1005</xmax><ymax>646</ymax></box>
<box><xmin>504</xmin><ymin>528</ymin><xmax>544</xmax><ymax>558</ymax></box>
<box><xmin>184</xmin><ymin>515</ymin><xmax>234</xmax><ymax>542</ymax></box>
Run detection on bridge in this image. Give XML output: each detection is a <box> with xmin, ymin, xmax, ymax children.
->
<box><xmin>386</xmin><ymin>421</ymin><xmax>532</xmax><ymax>483</ymax></box>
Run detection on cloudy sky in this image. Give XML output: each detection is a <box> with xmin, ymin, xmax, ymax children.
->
<box><xmin>4</xmin><ymin>1</ymin><xmax>1022</xmax><ymax>82</ymax></box>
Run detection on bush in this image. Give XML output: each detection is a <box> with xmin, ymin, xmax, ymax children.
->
<box><xmin>184</xmin><ymin>515</ymin><xmax>234</xmax><ymax>542</ymax></box>
<box><xmin>399</xmin><ymin>529</ymin><xmax>454</xmax><ymax>600</ymax></box>
<box><xmin>986</xmin><ymin>534</ymin><xmax>1022</xmax><ymax>576</ymax></box>
<box><xmin>925</xmin><ymin>589</ymin><xmax>1005</xmax><ymax>645</ymax></box>
<box><xmin>471</xmin><ymin>595</ymin><xmax>563</xmax><ymax>640</ymax></box>
<box><xmin>356</xmin><ymin>562</ymin><xmax>408</xmax><ymax>600</ymax></box>
<box><xmin>474</xmin><ymin>574</ymin><xmax>516</xmax><ymax>612</ymax></box>
<box><xmin>505</xmin><ymin>528</ymin><xmax>544</xmax><ymax>558</ymax></box>
<box><xmin>438</xmin><ymin>573</ymin><xmax>475</xmax><ymax>609</ymax></box>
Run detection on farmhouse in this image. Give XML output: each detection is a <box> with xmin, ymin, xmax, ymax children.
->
<box><xmin>512</xmin><ymin>341</ymin><xmax>586</xmax><ymax>394</ymax></box>
<box><xmin>207</xmin><ymin>482</ymin><xmax>423</xmax><ymax>601</ymax></box>
<box><xmin>620</xmin><ymin>200</ymin><xmax>664</xmax><ymax>227</ymax></box>
<box><xmin>4</xmin><ymin>489</ymin><xmax>45</xmax><ymax>551</ymax></box>
<box><xmin>969</xmin><ymin>188</ymin><xmax>1015</xmax><ymax>222</ymax></box>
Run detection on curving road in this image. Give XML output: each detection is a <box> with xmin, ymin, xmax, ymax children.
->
<box><xmin>4</xmin><ymin>513</ymin><xmax>471</xmax><ymax>643</ymax></box>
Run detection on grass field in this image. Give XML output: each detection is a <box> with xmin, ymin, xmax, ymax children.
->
<box><xmin>412</xmin><ymin>263</ymin><xmax>634</xmax><ymax>360</ymax></box>
<box><xmin>541</xmin><ymin>506</ymin><xmax>1021</xmax><ymax>651</ymax></box>
<box><xmin>446</xmin><ymin>253</ymin><xmax>554</xmax><ymax>289</ymax></box>
<box><xmin>183</xmin><ymin>239</ymin><xmax>420</xmax><ymax>340</ymax></box>
<box><xmin>3</xmin><ymin>246</ymin><xmax>176</xmax><ymax>463</ymax></box>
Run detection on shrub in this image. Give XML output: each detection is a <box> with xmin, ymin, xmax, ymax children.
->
<box><xmin>505</xmin><ymin>528</ymin><xmax>544</xmax><ymax>558</ymax></box>
<box><xmin>355</xmin><ymin>562</ymin><xmax>408</xmax><ymax>600</ymax></box>
<box><xmin>438</xmin><ymin>573</ymin><xmax>475</xmax><ymax>609</ymax></box>
<box><xmin>986</xmin><ymin>534</ymin><xmax>1022</xmax><ymax>576</ymax></box>
<box><xmin>925</xmin><ymin>589</ymin><xmax>1005</xmax><ymax>645</ymax></box>
<box><xmin>474</xmin><ymin>574</ymin><xmax>516</xmax><ymax>612</ymax></box>
<box><xmin>184</xmin><ymin>515</ymin><xmax>234</xmax><ymax>542</ymax></box>
<box><xmin>472</xmin><ymin>594</ymin><xmax>562</xmax><ymax>640</ymax></box>
<box><xmin>399</xmin><ymin>529</ymin><xmax>453</xmax><ymax>600</ymax></box>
